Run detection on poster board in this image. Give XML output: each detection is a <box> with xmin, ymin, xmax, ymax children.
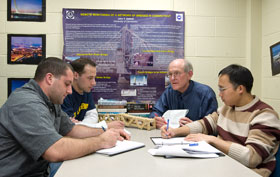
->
<box><xmin>63</xmin><ymin>9</ymin><xmax>185</xmax><ymax>103</ymax></box>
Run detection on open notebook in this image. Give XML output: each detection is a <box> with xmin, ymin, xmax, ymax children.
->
<box><xmin>96</xmin><ymin>140</ymin><xmax>145</xmax><ymax>156</ymax></box>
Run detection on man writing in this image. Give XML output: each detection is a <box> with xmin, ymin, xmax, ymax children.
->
<box><xmin>0</xmin><ymin>57</ymin><xmax>129</xmax><ymax>177</ymax></box>
<box><xmin>62</xmin><ymin>58</ymin><xmax>124</xmax><ymax>129</ymax></box>
<box><xmin>161</xmin><ymin>64</ymin><xmax>280</xmax><ymax>177</ymax></box>
<box><xmin>150</xmin><ymin>59</ymin><xmax>218</xmax><ymax>128</ymax></box>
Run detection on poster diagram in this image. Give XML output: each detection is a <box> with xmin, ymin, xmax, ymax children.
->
<box><xmin>63</xmin><ymin>9</ymin><xmax>185</xmax><ymax>103</ymax></box>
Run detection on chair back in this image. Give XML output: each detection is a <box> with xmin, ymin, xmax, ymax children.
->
<box><xmin>271</xmin><ymin>147</ymin><xmax>280</xmax><ymax>177</ymax></box>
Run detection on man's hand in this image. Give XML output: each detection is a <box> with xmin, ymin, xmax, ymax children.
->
<box><xmin>155</xmin><ymin>116</ymin><xmax>167</xmax><ymax>129</ymax></box>
<box><xmin>70</xmin><ymin>117</ymin><xmax>80</xmax><ymax>123</ymax></box>
<box><xmin>115</xmin><ymin>128</ymin><xmax>131</xmax><ymax>141</ymax></box>
<box><xmin>98</xmin><ymin>128</ymin><xmax>131</xmax><ymax>149</ymax></box>
<box><xmin>179</xmin><ymin>117</ymin><xmax>192</xmax><ymax>127</ymax></box>
<box><xmin>184</xmin><ymin>133</ymin><xmax>214</xmax><ymax>144</ymax></box>
<box><xmin>160</xmin><ymin>125</ymin><xmax>176</xmax><ymax>139</ymax></box>
<box><xmin>98</xmin><ymin>129</ymin><xmax>120</xmax><ymax>149</ymax></box>
<box><xmin>108</xmin><ymin>121</ymin><xmax>125</xmax><ymax>129</ymax></box>
<box><xmin>185</xmin><ymin>133</ymin><xmax>231</xmax><ymax>154</ymax></box>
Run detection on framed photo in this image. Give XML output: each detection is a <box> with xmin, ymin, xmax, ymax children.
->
<box><xmin>270</xmin><ymin>41</ymin><xmax>280</xmax><ymax>76</ymax></box>
<box><xmin>7</xmin><ymin>78</ymin><xmax>30</xmax><ymax>97</ymax></box>
<box><xmin>7</xmin><ymin>0</ymin><xmax>46</xmax><ymax>22</ymax></box>
<box><xmin>8</xmin><ymin>34</ymin><xmax>46</xmax><ymax>65</ymax></box>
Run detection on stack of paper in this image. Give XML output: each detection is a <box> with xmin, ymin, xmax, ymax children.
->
<box><xmin>148</xmin><ymin>138</ymin><xmax>224</xmax><ymax>158</ymax></box>
<box><xmin>182</xmin><ymin>141</ymin><xmax>222</xmax><ymax>155</ymax></box>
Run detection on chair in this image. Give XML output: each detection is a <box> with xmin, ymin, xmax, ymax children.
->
<box><xmin>271</xmin><ymin>147</ymin><xmax>280</xmax><ymax>177</ymax></box>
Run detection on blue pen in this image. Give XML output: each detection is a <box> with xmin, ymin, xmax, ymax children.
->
<box><xmin>166</xmin><ymin>119</ymin><xmax>169</xmax><ymax>131</ymax></box>
<box><xmin>101</xmin><ymin>126</ymin><xmax>106</xmax><ymax>132</ymax></box>
<box><xmin>189</xmin><ymin>143</ymin><xmax>198</xmax><ymax>146</ymax></box>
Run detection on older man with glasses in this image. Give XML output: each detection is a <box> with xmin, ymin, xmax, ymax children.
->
<box><xmin>149</xmin><ymin>58</ymin><xmax>218</xmax><ymax>129</ymax></box>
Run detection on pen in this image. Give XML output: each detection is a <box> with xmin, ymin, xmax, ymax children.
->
<box><xmin>189</xmin><ymin>143</ymin><xmax>198</xmax><ymax>146</ymax></box>
<box><xmin>101</xmin><ymin>126</ymin><xmax>106</xmax><ymax>132</ymax></box>
<box><xmin>166</xmin><ymin>119</ymin><xmax>169</xmax><ymax>131</ymax></box>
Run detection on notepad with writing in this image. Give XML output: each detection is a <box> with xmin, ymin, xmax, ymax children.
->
<box><xmin>162</xmin><ymin>109</ymin><xmax>189</xmax><ymax>128</ymax></box>
<box><xmin>96</xmin><ymin>140</ymin><xmax>145</xmax><ymax>156</ymax></box>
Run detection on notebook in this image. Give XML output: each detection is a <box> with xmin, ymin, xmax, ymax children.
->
<box><xmin>96</xmin><ymin>140</ymin><xmax>145</xmax><ymax>156</ymax></box>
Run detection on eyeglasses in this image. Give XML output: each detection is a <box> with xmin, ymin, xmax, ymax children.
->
<box><xmin>167</xmin><ymin>71</ymin><xmax>183</xmax><ymax>78</ymax></box>
<box><xmin>218</xmin><ymin>86</ymin><xmax>231</xmax><ymax>92</ymax></box>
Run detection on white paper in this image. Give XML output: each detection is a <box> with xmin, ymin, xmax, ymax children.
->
<box><xmin>76</xmin><ymin>121</ymin><xmax>131</xmax><ymax>135</ymax></box>
<box><xmin>96</xmin><ymin>140</ymin><xmax>145</xmax><ymax>156</ymax></box>
<box><xmin>76</xmin><ymin>120</ymin><xmax>107</xmax><ymax>128</ymax></box>
<box><xmin>151</xmin><ymin>138</ymin><xmax>221</xmax><ymax>154</ymax></box>
<box><xmin>148</xmin><ymin>144</ymin><xmax>219</xmax><ymax>158</ymax></box>
<box><xmin>162</xmin><ymin>109</ymin><xmax>189</xmax><ymax>128</ymax></box>
<box><xmin>151</xmin><ymin>137</ymin><xmax>190</xmax><ymax>145</ymax></box>
<box><xmin>182</xmin><ymin>141</ymin><xmax>221</xmax><ymax>154</ymax></box>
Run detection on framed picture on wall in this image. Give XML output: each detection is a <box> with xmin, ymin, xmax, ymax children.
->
<box><xmin>7</xmin><ymin>78</ymin><xmax>30</xmax><ymax>97</ymax></box>
<box><xmin>7</xmin><ymin>0</ymin><xmax>46</xmax><ymax>22</ymax></box>
<box><xmin>270</xmin><ymin>41</ymin><xmax>280</xmax><ymax>76</ymax></box>
<box><xmin>7</xmin><ymin>34</ymin><xmax>46</xmax><ymax>65</ymax></box>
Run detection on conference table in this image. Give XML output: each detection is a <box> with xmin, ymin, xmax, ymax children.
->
<box><xmin>55</xmin><ymin>128</ymin><xmax>261</xmax><ymax>177</ymax></box>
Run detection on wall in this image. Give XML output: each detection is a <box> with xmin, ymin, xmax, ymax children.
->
<box><xmin>1</xmin><ymin>0</ymin><xmax>278</xmax><ymax>115</ymax></box>
<box><xmin>262</xmin><ymin>0</ymin><xmax>280</xmax><ymax>114</ymax></box>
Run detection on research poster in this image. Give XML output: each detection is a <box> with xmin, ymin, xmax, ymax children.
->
<box><xmin>63</xmin><ymin>9</ymin><xmax>185</xmax><ymax>103</ymax></box>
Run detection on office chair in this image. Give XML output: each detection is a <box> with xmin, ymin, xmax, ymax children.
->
<box><xmin>271</xmin><ymin>147</ymin><xmax>280</xmax><ymax>177</ymax></box>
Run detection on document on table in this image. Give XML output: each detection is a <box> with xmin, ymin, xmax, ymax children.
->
<box><xmin>151</xmin><ymin>137</ymin><xmax>190</xmax><ymax>145</ymax></box>
<box><xmin>96</xmin><ymin>140</ymin><xmax>145</xmax><ymax>156</ymax></box>
<box><xmin>76</xmin><ymin>121</ymin><xmax>131</xmax><ymax>135</ymax></box>
<box><xmin>162</xmin><ymin>109</ymin><xmax>189</xmax><ymax>128</ymax></box>
<box><xmin>182</xmin><ymin>141</ymin><xmax>222</xmax><ymax>154</ymax></box>
<box><xmin>148</xmin><ymin>140</ymin><xmax>224</xmax><ymax>158</ymax></box>
<box><xmin>76</xmin><ymin>120</ymin><xmax>107</xmax><ymax>129</ymax></box>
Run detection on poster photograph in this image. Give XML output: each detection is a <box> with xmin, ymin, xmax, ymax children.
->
<box><xmin>7</xmin><ymin>0</ymin><xmax>46</xmax><ymax>21</ymax></box>
<box><xmin>270</xmin><ymin>41</ymin><xmax>280</xmax><ymax>76</ymax></box>
<box><xmin>8</xmin><ymin>34</ymin><xmax>46</xmax><ymax>65</ymax></box>
<box><xmin>63</xmin><ymin>9</ymin><xmax>185</xmax><ymax>103</ymax></box>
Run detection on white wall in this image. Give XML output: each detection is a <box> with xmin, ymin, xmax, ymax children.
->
<box><xmin>0</xmin><ymin>0</ymin><xmax>279</xmax><ymax>114</ymax></box>
<box><xmin>262</xmin><ymin>0</ymin><xmax>280</xmax><ymax>114</ymax></box>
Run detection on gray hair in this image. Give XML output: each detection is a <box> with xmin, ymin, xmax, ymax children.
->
<box><xmin>183</xmin><ymin>59</ymin><xmax>193</xmax><ymax>73</ymax></box>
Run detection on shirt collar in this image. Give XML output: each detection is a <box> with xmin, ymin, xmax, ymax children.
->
<box><xmin>72</xmin><ymin>86</ymin><xmax>84</xmax><ymax>95</ymax></box>
<box><xmin>235</xmin><ymin>96</ymin><xmax>259</xmax><ymax>111</ymax></box>
<box><xmin>174</xmin><ymin>80</ymin><xmax>194</xmax><ymax>96</ymax></box>
<box><xmin>27</xmin><ymin>79</ymin><xmax>55</xmax><ymax>110</ymax></box>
